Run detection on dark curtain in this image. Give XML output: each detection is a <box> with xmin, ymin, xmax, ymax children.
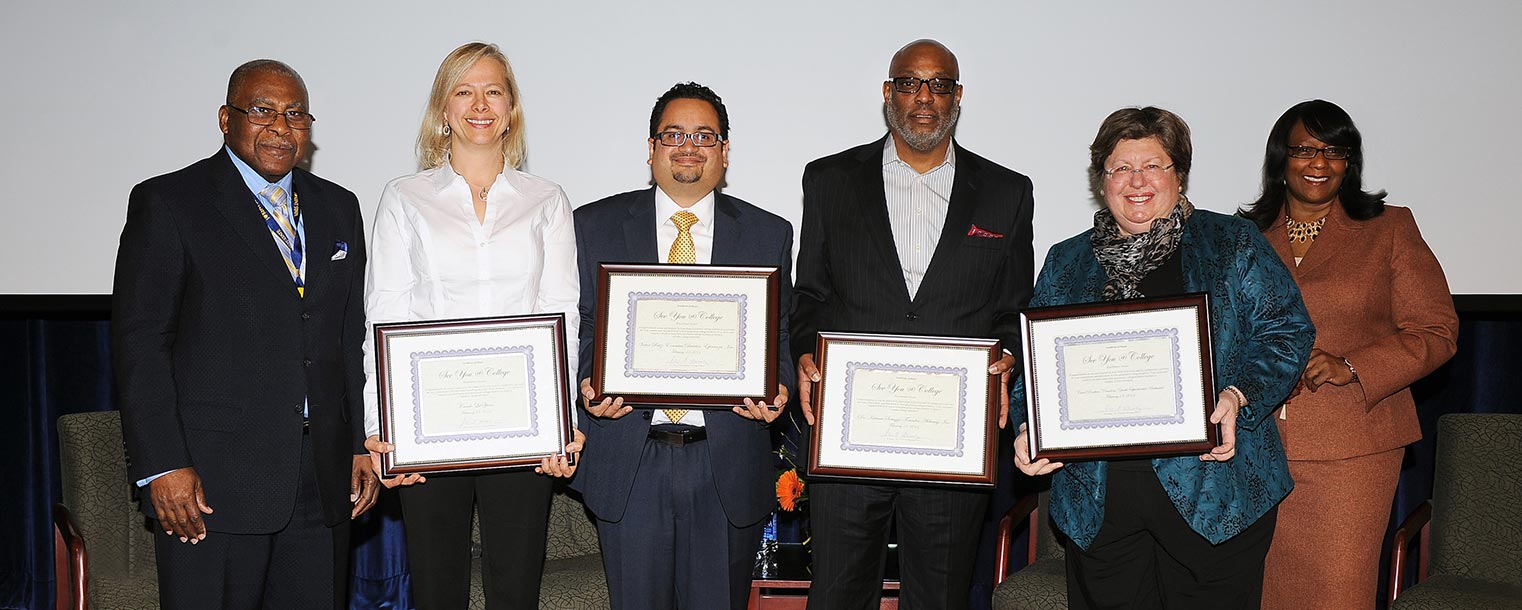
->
<box><xmin>0</xmin><ymin>318</ymin><xmax>115</xmax><ymax>610</ymax></box>
<box><xmin>1375</xmin><ymin>316</ymin><xmax>1522</xmax><ymax>610</ymax></box>
<box><xmin>1395</xmin><ymin>317</ymin><xmax>1522</xmax><ymax>518</ymax></box>
<box><xmin>0</xmin><ymin>314</ymin><xmax>413</xmax><ymax>610</ymax></box>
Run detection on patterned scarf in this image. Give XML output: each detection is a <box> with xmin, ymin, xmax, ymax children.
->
<box><xmin>1091</xmin><ymin>196</ymin><xmax>1194</xmax><ymax>300</ymax></box>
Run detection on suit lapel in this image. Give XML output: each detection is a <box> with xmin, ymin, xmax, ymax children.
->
<box><xmin>622</xmin><ymin>188</ymin><xmax>660</xmax><ymax>263</ymax></box>
<box><xmin>206</xmin><ymin>150</ymin><xmax>303</xmax><ymax>297</ymax></box>
<box><xmin>918</xmin><ymin>145</ymin><xmax>979</xmax><ymax>304</ymax></box>
<box><xmin>294</xmin><ymin>171</ymin><xmax>331</xmax><ymax>302</ymax></box>
<box><xmin>851</xmin><ymin>139</ymin><xmax>912</xmax><ymax>304</ymax></box>
<box><xmin>1292</xmin><ymin>204</ymin><xmax>1360</xmax><ymax>276</ymax></box>
<box><xmin>711</xmin><ymin>194</ymin><xmax>743</xmax><ymax>265</ymax></box>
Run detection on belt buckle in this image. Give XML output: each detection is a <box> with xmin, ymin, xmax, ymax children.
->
<box><xmin>650</xmin><ymin>425</ymin><xmax>703</xmax><ymax>446</ymax></box>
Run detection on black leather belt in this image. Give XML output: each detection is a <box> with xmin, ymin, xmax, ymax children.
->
<box><xmin>648</xmin><ymin>424</ymin><xmax>706</xmax><ymax>446</ymax></box>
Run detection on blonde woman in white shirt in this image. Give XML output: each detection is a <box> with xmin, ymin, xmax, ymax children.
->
<box><xmin>361</xmin><ymin>42</ymin><xmax>583</xmax><ymax>609</ymax></box>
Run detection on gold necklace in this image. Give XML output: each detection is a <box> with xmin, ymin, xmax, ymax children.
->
<box><xmin>1285</xmin><ymin>215</ymin><xmax>1327</xmax><ymax>243</ymax></box>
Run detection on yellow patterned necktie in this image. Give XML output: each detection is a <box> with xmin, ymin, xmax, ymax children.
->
<box><xmin>259</xmin><ymin>184</ymin><xmax>305</xmax><ymax>297</ymax></box>
<box><xmin>662</xmin><ymin>210</ymin><xmax>699</xmax><ymax>423</ymax></box>
<box><xmin>667</xmin><ymin>210</ymin><xmax>698</xmax><ymax>264</ymax></box>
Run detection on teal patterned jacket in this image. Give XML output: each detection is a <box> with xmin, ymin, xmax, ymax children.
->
<box><xmin>1014</xmin><ymin>209</ymin><xmax>1314</xmax><ymax>548</ymax></box>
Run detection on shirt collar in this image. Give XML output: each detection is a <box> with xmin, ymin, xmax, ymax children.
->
<box><xmin>224</xmin><ymin>145</ymin><xmax>293</xmax><ymax>196</ymax></box>
<box><xmin>654</xmin><ymin>186</ymin><xmax>716</xmax><ymax>228</ymax></box>
<box><xmin>881</xmin><ymin>137</ymin><xmax>957</xmax><ymax>172</ymax></box>
<box><xmin>428</xmin><ymin>157</ymin><xmax>520</xmax><ymax>198</ymax></box>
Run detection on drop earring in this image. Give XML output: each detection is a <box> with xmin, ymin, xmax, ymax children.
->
<box><xmin>442</xmin><ymin>123</ymin><xmax>451</xmax><ymax>137</ymax></box>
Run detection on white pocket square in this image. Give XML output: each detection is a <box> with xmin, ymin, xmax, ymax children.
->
<box><xmin>331</xmin><ymin>250</ymin><xmax>346</xmax><ymax>261</ymax></box>
<box><xmin>331</xmin><ymin>240</ymin><xmax>349</xmax><ymax>261</ymax></box>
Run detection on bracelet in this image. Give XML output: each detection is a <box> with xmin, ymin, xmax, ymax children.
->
<box><xmin>1343</xmin><ymin>358</ymin><xmax>1359</xmax><ymax>382</ymax></box>
<box><xmin>1224</xmin><ymin>385</ymin><xmax>1248</xmax><ymax>410</ymax></box>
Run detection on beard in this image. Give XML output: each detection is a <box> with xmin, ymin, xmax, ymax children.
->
<box><xmin>668</xmin><ymin>153</ymin><xmax>706</xmax><ymax>184</ymax></box>
<box><xmin>883</xmin><ymin>102</ymin><xmax>960</xmax><ymax>152</ymax></box>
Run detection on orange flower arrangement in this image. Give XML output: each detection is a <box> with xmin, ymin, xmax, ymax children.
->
<box><xmin>775</xmin><ymin>468</ymin><xmax>805</xmax><ymax>511</ymax></box>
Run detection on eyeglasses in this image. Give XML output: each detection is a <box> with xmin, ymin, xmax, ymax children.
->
<box><xmin>1104</xmin><ymin>163</ymin><xmax>1174</xmax><ymax>181</ymax></box>
<box><xmin>1286</xmin><ymin>145</ymin><xmax>1351</xmax><ymax>160</ymax></box>
<box><xmin>654</xmin><ymin>131</ymin><xmax>724</xmax><ymax>147</ymax></box>
<box><xmin>887</xmin><ymin>77</ymin><xmax>958</xmax><ymax>95</ymax></box>
<box><xmin>226</xmin><ymin>104</ymin><xmax>315</xmax><ymax>130</ymax></box>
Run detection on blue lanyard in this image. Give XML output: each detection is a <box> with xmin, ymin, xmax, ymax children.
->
<box><xmin>254</xmin><ymin>192</ymin><xmax>304</xmax><ymax>287</ymax></box>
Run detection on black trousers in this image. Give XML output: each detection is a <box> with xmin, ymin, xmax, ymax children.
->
<box><xmin>807</xmin><ymin>481</ymin><xmax>988</xmax><ymax>610</ymax></box>
<box><xmin>398</xmin><ymin>469</ymin><xmax>553</xmax><ymax>610</ymax></box>
<box><xmin>155</xmin><ymin>433</ymin><xmax>349</xmax><ymax>610</ymax></box>
<box><xmin>1065</xmin><ymin>462</ymin><xmax>1278</xmax><ymax>610</ymax></box>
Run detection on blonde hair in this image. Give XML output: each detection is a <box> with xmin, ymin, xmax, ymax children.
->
<box><xmin>416</xmin><ymin>42</ymin><xmax>526</xmax><ymax>170</ymax></box>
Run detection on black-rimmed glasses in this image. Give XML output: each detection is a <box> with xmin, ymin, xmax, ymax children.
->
<box><xmin>654</xmin><ymin>131</ymin><xmax>723</xmax><ymax>147</ymax></box>
<box><xmin>888</xmin><ymin>77</ymin><xmax>958</xmax><ymax>95</ymax></box>
<box><xmin>1287</xmin><ymin>145</ymin><xmax>1351</xmax><ymax>160</ymax></box>
<box><xmin>226</xmin><ymin>104</ymin><xmax>316</xmax><ymax>129</ymax></box>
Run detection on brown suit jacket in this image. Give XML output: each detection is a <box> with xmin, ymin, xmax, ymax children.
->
<box><xmin>1265</xmin><ymin>203</ymin><xmax>1458</xmax><ymax>460</ymax></box>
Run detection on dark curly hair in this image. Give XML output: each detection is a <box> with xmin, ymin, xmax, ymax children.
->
<box><xmin>648</xmin><ymin>82</ymin><xmax>729</xmax><ymax>140</ymax></box>
<box><xmin>1240</xmin><ymin>99</ymin><xmax>1386</xmax><ymax>231</ymax></box>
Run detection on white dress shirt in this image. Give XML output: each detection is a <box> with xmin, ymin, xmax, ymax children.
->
<box><xmin>651</xmin><ymin>186</ymin><xmax>714</xmax><ymax>427</ymax></box>
<box><xmin>362</xmin><ymin>161</ymin><xmax>580</xmax><ymax>437</ymax></box>
<box><xmin>882</xmin><ymin>138</ymin><xmax>956</xmax><ymax>299</ymax></box>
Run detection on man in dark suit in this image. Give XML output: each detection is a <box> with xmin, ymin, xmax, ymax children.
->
<box><xmin>112</xmin><ymin>59</ymin><xmax>378</xmax><ymax>610</ymax></box>
<box><xmin>571</xmin><ymin>82</ymin><xmax>795</xmax><ymax>610</ymax></box>
<box><xmin>792</xmin><ymin>40</ymin><xmax>1035</xmax><ymax>610</ymax></box>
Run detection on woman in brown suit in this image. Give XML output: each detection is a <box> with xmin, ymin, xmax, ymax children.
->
<box><xmin>1243</xmin><ymin>100</ymin><xmax>1459</xmax><ymax>610</ymax></box>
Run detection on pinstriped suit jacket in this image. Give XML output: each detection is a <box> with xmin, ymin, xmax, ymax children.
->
<box><xmin>790</xmin><ymin>137</ymin><xmax>1034</xmax><ymax>591</ymax></box>
<box><xmin>791</xmin><ymin>137</ymin><xmax>1035</xmax><ymax>364</ymax></box>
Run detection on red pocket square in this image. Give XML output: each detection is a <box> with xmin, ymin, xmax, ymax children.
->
<box><xmin>967</xmin><ymin>224</ymin><xmax>1004</xmax><ymax>238</ymax></box>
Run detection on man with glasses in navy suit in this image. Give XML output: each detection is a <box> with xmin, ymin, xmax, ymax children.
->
<box><xmin>571</xmin><ymin>82</ymin><xmax>796</xmax><ymax>610</ymax></box>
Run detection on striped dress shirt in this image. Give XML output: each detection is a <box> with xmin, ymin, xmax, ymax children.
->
<box><xmin>881</xmin><ymin>138</ymin><xmax>956</xmax><ymax>299</ymax></box>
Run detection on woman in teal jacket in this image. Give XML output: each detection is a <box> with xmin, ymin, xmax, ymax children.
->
<box><xmin>1012</xmin><ymin>107</ymin><xmax>1313</xmax><ymax>610</ymax></box>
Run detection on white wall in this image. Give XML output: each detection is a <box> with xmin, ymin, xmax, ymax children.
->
<box><xmin>2</xmin><ymin>1</ymin><xmax>1518</xmax><ymax>294</ymax></box>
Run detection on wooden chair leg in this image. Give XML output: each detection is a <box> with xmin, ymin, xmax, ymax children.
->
<box><xmin>53</xmin><ymin>503</ymin><xmax>87</xmax><ymax>610</ymax></box>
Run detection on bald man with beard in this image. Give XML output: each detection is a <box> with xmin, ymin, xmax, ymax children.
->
<box><xmin>792</xmin><ymin>40</ymin><xmax>1035</xmax><ymax>610</ymax></box>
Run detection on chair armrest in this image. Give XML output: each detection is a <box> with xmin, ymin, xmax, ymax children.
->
<box><xmin>1387</xmin><ymin>499</ymin><xmax>1432</xmax><ymax>605</ymax></box>
<box><xmin>53</xmin><ymin>503</ymin><xmax>87</xmax><ymax>610</ymax></box>
<box><xmin>994</xmin><ymin>492</ymin><xmax>1041</xmax><ymax>587</ymax></box>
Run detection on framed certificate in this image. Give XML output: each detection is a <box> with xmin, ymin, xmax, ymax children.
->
<box><xmin>374</xmin><ymin>314</ymin><xmax>575</xmax><ymax>476</ymax></box>
<box><xmin>1020</xmin><ymin>293</ymin><xmax>1219</xmax><ymax>462</ymax></box>
<box><xmin>590</xmin><ymin>263</ymin><xmax>780</xmax><ymax>408</ymax></box>
<box><xmin>808</xmin><ymin>332</ymin><xmax>1000</xmax><ymax>488</ymax></box>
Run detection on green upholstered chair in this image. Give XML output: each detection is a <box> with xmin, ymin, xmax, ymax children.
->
<box><xmin>55</xmin><ymin>410</ymin><xmax>160</xmax><ymax>610</ymax></box>
<box><xmin>467</xmin><ymin>487</ymin><xmax>609</xmax><ymax>609</ymax></box>
<box><xmin>1388</xmin><ymin>413</ymin><xmax>1522</xmax><ymax>610</ymax></box>
<box><xmin>990</xmin><ymin>489</ymin><xmax>1067</xmax><ymax>610</ymax></box>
